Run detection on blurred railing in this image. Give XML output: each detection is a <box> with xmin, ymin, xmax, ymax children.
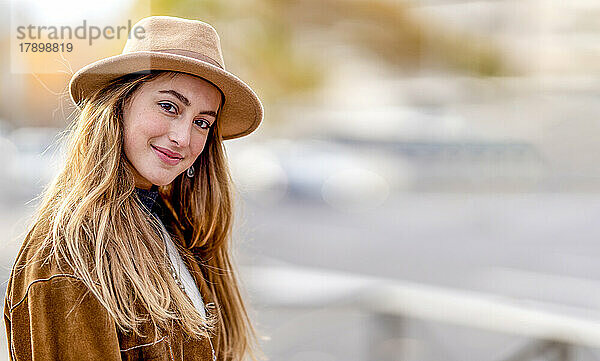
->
<box><xmin>244</xmin><ymin>264</ymin><xmax>600</xmax><ymax>361</ymax></box>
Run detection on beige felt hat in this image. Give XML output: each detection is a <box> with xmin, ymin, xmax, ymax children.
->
<box><xmin>69</xmin><ymin>16</ymin><xmax>263</xmax><ymax>140</ymax></box>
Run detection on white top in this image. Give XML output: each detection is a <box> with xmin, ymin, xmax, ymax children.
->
<box><xmin>157</xmin><ymin>220</ymin><xmax>206</xmax><ymax>319</ymax></box>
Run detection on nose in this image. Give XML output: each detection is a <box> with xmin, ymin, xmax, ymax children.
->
<box><xmin>168</xmin><ymin>118</ymin><xmax>193</xmax><ymax>147</ymax></box>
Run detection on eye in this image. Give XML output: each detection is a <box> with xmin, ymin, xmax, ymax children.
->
<box><xmin>194</xmin><ymin>119</ymin><xmax>211</xmax><ymax>130</ymax></box>
<box><xmin>158</xmin><ymin>101</ymin><xmax>178</xmax><ymax>115</ymax></box>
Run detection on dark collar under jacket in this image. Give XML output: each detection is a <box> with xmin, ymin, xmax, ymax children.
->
<box><xmin>135</xmin><ymin>185</ymin><xmax>161</xmax><ymax>215</ymax></box>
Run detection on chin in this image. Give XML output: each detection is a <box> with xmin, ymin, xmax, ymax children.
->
<box><xmin>154</xmin><ymin>177</ymin><xmax>177</xmax><ymax>186</ymax></box>
<box><xmin>145</xmin><ymin>173</ymin><xmax>180</xmax><ymax>187</ymax></box>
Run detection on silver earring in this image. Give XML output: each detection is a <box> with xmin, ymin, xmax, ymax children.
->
<box><xmin>186</xmin><ymin>165</ymin><xmax>195</xmax><ymax>178</ymax></box>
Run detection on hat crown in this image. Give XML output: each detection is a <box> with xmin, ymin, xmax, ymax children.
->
<box><xmin>123</xmin><ymin>16</ymin><xmax>225</xmax><ymax>68</ymax></box>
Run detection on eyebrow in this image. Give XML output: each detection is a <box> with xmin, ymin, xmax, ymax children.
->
<box><xmin>158</xmin><ymin>89</ymin><xmax>218</xmax><ymax>118</ymax></box>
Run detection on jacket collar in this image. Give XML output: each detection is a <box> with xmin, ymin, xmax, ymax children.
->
<box><xmin>135</xmin><ymin>185</ymin><xmax>160</xmax><ymax>214</ymax></box>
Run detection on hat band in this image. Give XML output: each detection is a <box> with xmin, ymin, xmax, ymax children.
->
<box><xmin>150</xmin><ymin>49</ymin><xmax>224</xmax><ymax>69</ymax></box>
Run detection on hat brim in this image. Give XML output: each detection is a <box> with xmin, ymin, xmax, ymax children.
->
<box><xmin>69</xmin><ymin>51</ymin><xmax>263</xmax><ymax>140</ymax></box>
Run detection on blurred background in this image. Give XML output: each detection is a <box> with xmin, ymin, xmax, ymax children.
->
<box><xmin>1</xmin><ymin>0</ymin><xmax>600</xmax><ymax>360</ymax></box>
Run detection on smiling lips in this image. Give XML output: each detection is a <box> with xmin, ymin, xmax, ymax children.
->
<box><xmin>151</xmin><ymin>145</ymin><xmax>183</xmax><ymax>165</ymax></box>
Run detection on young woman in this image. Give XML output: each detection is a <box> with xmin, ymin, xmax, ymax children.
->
<box><xmin>4</xmin><ymin>16</ymin><xmax>264</xmax><ymax>361</ymax></box>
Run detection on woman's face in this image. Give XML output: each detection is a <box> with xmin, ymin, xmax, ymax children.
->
<box><xmin>122</xmin><ymin>73</ymin><xmax>222</xmax><ymax>189</ymax></box>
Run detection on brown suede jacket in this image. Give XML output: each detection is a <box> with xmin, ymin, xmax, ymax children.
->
<box><xmin>3</xmin><ymin>229</ymin><xmax>218</xmax><ymax>361</ymax></box>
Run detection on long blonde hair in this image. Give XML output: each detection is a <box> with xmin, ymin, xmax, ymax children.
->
<box><xmin>20</xmin><ymin>71</ymin><xmax>263</xmax><ymax>361</ymax></box>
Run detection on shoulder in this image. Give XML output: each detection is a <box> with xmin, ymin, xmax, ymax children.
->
<box><xmin>5</xmin><ymin>273</ymin><xmax>95</xmax><ymax>321</ymax></box>
<box><xmin>4</xmin><ymin>227</ymin><xmax>82</xmax><ymax>318</ymax></box>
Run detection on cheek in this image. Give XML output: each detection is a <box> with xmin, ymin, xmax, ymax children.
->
<box><xmin>123</xmin><ymin>123</ymin><xmax>144</xmax><ymax>157</ymax></box>
<box><xmin>190</xmin><ymin>136</ymin><xmax>209</xmax><ymax>159</ymax></box>
<box><xmin>124</xmin><ymin>112</ymin><xmax>165</xmax><ymax>147</ymax></box>
<box><xmin>122</xmin><ymin>118</ymin><xmax>138</xmax><ymax>156</ymax></box>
